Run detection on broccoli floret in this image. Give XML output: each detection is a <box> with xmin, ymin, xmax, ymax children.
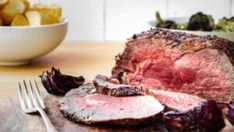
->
<box><xmin>155</xmin><ymin>11</ymin><xmax>177</xmax><ymax>29</ymax></box>
<box><xmin>215</xmin><ymin>17</ymin><xmax>234</xmax><ymax>32</ymax></box>
<box><xmin>177</xmin><ymin>22</ymin><xmax>188</xmax><ymax>30</ymax></box>
<box><xmin>188</xmin><ymin>12</ymin><xmax>215</xmax><ymax>31</ymax></box>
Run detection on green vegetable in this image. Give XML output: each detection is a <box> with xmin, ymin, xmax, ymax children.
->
<box><xmin>154</xmin><ymin>11</ymin><xmax>234</xmax><ymax>32</ymax></box>
<box><xmin>155</xmin><ymin>11</ymin><xmax>177</xmax><ymax>29</ymax></box>
<box><xmin>215</xmin><ymin>17</ymin><xmax>234</xmax><ymax>32</ymax></box>
<box><xmin>188</xmin><ymin>12</ymin><xmax>215</xmax><ymax>31</ymax></box>
<box><xmin>177</xmin><ymin>22</ymin><xmax>188</xmax><ymax>30</ymax></box>
<box><xmin>155</xmin><ymin>11</ymin><xmax>163</xmax><ymax>24</ymax></box>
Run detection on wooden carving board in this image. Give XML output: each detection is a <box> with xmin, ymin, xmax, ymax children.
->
<box><xmin>0</xmin><ymin>91</ymin><xmax>233</xmax><ymax>132</ymax></box>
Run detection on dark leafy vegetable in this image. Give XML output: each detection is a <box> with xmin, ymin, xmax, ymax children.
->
<box><xmin>40</xmin><ymin>67</ymin><xmax>85</xmax><ymax>95</ymax></box>
<box><xmin>155</xmin><ymin>11</ymin><xmax>177</xmax><ymax>29</ymax></box>
<box><xmin>188</xmin><ymin>12</ymin><xmax>215</xmax><ymax>31</ymax></box>
<box><xmin>163</xmin><ymin>100</ymin><xmax>225</xmax><ymax>132</ymax></box>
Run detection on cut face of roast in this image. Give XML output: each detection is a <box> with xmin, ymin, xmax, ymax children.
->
<box><xmin>59</xmin><ymin>83</ymin><xmax>164</xmax><ymax>125</ymax></box>
<box><xmin>112</xmin><ymin>28</ymin><xmax>234</xmax><ymax>102</ymax></box>
<box><xmin>151</xmin><ymin>90</ymin><xmax>205</xmax><ymax>112</ymax></box>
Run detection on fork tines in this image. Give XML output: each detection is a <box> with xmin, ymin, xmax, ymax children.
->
<box><xmin>18</xmin><ymin>80</ymin><xmax>45</xmax><ymax>113</ymax></box>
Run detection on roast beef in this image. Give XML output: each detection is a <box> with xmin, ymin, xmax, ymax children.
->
<box><xmin>112</xmin><ymin>28</ymin><xmax>234</xmax><ymax>102</ymax></box>
<box><xmin>92</xmin><ymin>75</ymin><xmax>226</xmax><ymax>131</ymax></box>
<box><xmin>94</xmin><ymin>74</ymin><xmax>205</xmax><ymax>112</ymax></box>
<box><xmin>59</xmin><ymin>83</ymin><xmax>164</xmax><ymax>125</ymax></box>
<box><xmin>93</xmin><ymin>74</ymin><xmax>145</xmax><ymax>96</ymax></box>
<box><xmin>151</xmin><ymin>89</ymin><xmax>205</xmax><ymax>112</ymax></box>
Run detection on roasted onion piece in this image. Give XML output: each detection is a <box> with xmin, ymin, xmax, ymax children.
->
<box><xmin>227</xmin><ymin>101</ymin><xmax>234</xmax><ymax>125</ymax></box>
<box><xmin>40</xmin><ymin>67</ymin><xmax>85</xmax><ymax>95</ymax></box>
<box><xmin>163</xmin><ymin>100</ymin><xmax>225</xmax><ymax>132</ymax></box>
<box><xmin>217</xmin><ymin>100</ymin><xmax>234</xmax><ymax>125</ymax></box>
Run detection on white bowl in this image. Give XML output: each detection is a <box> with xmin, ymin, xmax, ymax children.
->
<box><xmin>0</xmin><ymin>18</ymin><xmax>68</xmax><ymax>66</ymax></box>
<box><xmin>148</xmin><ymin>17</ymin><xmax>234</xmax><ymax>42</ymax></box>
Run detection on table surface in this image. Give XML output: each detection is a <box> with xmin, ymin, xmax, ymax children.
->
<box><xmin>0</xmin><ymin>42</ymin><xmax>124</xmax><ymax>98</ymax></box>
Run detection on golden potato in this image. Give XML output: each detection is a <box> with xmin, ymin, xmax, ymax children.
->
<box><xmin>11</xmin><ymin>14</ymin><xmax>29</xmax><ymax>26</ymax></box>
<box><xmin>0</xmin><ymin>0</ymin><xmax>8</xmax><ymax>9</ymax></box>
<box><xmin>1</xmin><ymin>0</ymin><xmax>26</xmax><ymax>25</ymax></box>
<box><xmin>30</xmin><ymin>4</ymin><xmax>62</xmax><ymax>25</ymax></box>
<box><xmin>21</xmin><ymin>0</ymin><xmax>30</xmax><ymax>10</ymax></box>
<box><xmin>25</xmin><ymin>11</ymin><xmax>41</xmax><ymax>26</ymax></box>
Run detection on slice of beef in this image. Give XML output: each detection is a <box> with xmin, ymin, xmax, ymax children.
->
<box><xmin>93</xmin><ymin>74</ymin><xmax>145</xmax><ymax>96</ymax></box>
<box><xmin>163</xmin><ymin>100</ymin><xmax>225</xmax><ymax>132</ymax></box>
<box><xmin>92</xmin><ymin>75</ymin><xmax>225</xmax><ymax>131</ymax></box>
<box><xmin>59</xmin><ymin>83</ymin><xmax>164</xmax><ymax>125</ymax></box>
<box><xmin>112</xmin><ymin>28</ymin><xmax>234</xmax><ymax>102</ymax></box>
<box><xmin>92</xmin><ymin>74</ymin><xmax>205</xmax><ymax>112</ymax></box>
<box><xmin>151</xmin><ymin>89</ymin><xmax>205</xmax><ymax>112</ymax></box>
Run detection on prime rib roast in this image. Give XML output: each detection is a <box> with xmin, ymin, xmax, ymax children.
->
<box><xmin>112</xmin><ymin>28</ymin><xmax>234</xmax><ymax>102</ymax></box>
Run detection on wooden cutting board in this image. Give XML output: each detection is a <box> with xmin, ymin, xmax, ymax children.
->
<box><xmin>0</xmin><ymin>91</ymin><xmax>171</xmax><ymax>132</ymax></box>
<box><xmin>0</xmin><ymin>91</ymin><xmax>233</xmax><ymax>132</ymax></box>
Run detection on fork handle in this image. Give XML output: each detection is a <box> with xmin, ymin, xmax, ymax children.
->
<box><xmin>37</xmin><ymin>108</ymin><xmax>58</xmax><ymax>132</ymax></box>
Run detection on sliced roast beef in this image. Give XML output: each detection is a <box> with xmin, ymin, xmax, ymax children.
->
<box><xmin>112</xmin><ymin>28</ymin><xmax>234</xmax><ymax>102</ymax></box>
<box><xmin>59</xmin><ymin>83</ymin><xmax>164</xmax><ymax>125</ymax></box>
<box><xmin>91</xmin><ymin>75</ymin><xmax>226</xmax><ymax>131</ymax></box>
<box><xmin>93</xmin><ymin>74</ymin><xmax>145</xmax><ymax>96</ymax></box>
<box><xmin>151</xmin><ymin>90</ymin><xmax>205</xmax><ymax>112</ymax></box>
<box><xmin>93</xmin><ymin>74</ymin><xmax>205</xmax><ymax>112</ymax></box>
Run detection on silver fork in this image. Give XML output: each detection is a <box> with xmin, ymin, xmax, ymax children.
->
<box><xmin>18</xmin><ymin>80</ymin><xmax>57</xmax><ymax>132</ymax></box>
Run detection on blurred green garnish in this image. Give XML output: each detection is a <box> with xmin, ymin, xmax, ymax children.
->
<box><xmin>214</xmin><ymin>17</ymin><xmax>234</xmax><ymax>32</ymax></box>
<box><xmin>155</xmin><ymin>11</ymin><xmax>177</xmax><ymax>29</ymax></box>
<box><xmin>155</xmin><ymin>11</ymin><xmax>233</xmax><ymax>32</ymax></box>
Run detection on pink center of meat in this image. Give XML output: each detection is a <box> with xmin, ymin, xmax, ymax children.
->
<box><xmin>126</xmin><ymin>45</ymin><xmax>233</xmax><ymax>100</ymax></box>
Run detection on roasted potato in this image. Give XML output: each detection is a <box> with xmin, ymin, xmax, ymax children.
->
<box><xmin>22</xmin><ymin>0</ymin><xmax>29</xmax><ymax>10</ymax></box>
<box><xmin>0</xmin><ymin>0</ymin><xmax>8</xmax><ymax>9</ymax></box>
<box><xmin>1</xmin><ymin>0</ymin><xmax>26</xmax><ymax>25</ymax></box>
<box><xmin>11</xmin><ymin>14</ymin><xmax>29</xmax><ymax>26</ymax></box>
<box><xmin>30</xmin><ymin>4</ymin><xmax>62</xmax><ymax>25</ymax></box>
<box><xmin>25</xmin><ymin>11</ymin><xmax>40</xmax><ymax>26</ymax></box>
<box><xmin>0</xmin><ymin>0</ymin><xmax>62</xmax><ymax>26</ymax></box>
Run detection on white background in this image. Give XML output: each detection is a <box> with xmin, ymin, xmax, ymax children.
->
<box><xmin>32</xmin><ymin>0</ymin><xmax>233</xmax><ymax>41</ymax></box>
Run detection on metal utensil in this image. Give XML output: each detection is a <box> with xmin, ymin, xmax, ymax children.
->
<box><xmin>18</xmin><ymin>80</ymin><xmax>57</xmax><ymax>132</ymax></box>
